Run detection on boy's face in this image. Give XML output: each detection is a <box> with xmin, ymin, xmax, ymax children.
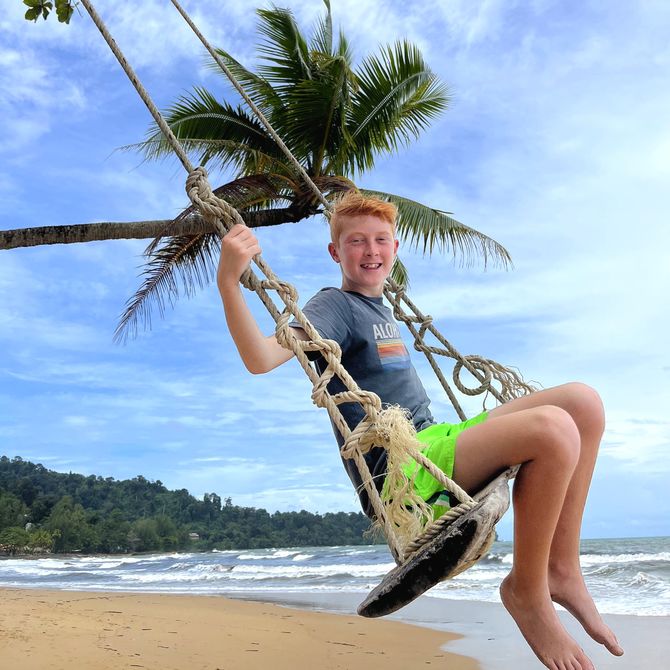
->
<box><xmin>328</xmin><ymin>214</ymin><xmax>399</xmax><ymax>297</ymax></box>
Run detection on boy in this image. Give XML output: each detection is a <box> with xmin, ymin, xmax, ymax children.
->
<box><xmin>217</xmin><ymin>191</ymin><xmax>623</xmax><ymax>670</ymax></box>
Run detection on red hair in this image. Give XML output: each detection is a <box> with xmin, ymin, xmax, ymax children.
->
<box><xmin>329</xmin><ymin>191</ymin><xmax>397</xmax><ymax>243</ymax></box>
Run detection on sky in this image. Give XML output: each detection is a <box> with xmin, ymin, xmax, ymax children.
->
<box><xmin>1</xmin><ymin>0</ymin><xmax>669</xmax><ymax>540</ymax></box>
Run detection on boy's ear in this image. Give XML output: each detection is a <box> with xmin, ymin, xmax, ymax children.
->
<box><xmin>328</xmin><ymin>242</ymin><xmax>340</xmax><ymax>263</ymax></box>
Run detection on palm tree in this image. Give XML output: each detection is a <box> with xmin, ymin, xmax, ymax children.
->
<box><xmin>2</xmin><ymin>1</ymin><xmax>511</xmax><ymax>341</ymax></box>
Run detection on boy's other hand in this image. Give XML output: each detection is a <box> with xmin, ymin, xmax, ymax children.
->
<box><xmin>218</xmin><ymin>224</ymin><xmax>261</xmax><ymax>288</ymax></box>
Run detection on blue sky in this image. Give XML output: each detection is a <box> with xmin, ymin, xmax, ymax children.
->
<box><xmin>1</xmin><ymin>0</ymin><xmax>668</xmax><ymax>540</ymax></box>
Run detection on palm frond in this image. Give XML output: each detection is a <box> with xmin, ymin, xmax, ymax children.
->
<box><xmin>311</xmin><ymin>0</ymin><xmax>333</xmax><ymax>55</ymax></box>
<box><xmin>136</xmin><ymin>88</ymin><xmax>282</xmax><ymax>172</ymax></box>
<box><xmin>114</xmin><ymin>232</ymin><xmax>220</xmax><ymax>344</ymax></box>
<box><xmin>362</xmin><ymin>189</ymin><xmax>512</xmax><ymax>269</ymax></box>
<box><xmin>116</xmin><ymin>176</ymin><xmax>296</xmax><ymax>343</ymax></box>
<box><xmin>121</xmin><ymin>137</ymin><xmax>289</xmax><ymax>176</ymax></box>
<box><xmin>336</xmin><ymin>27</ymin><xmax>353</xmax><ymax>63</ymax></box>
<box><xmin>256</xmin><ymin>6</ymin><xmax>313</xmax><ymax>89</ymax></box>
<box><xmin>281</xmin><ymin>173</ymin><xmax>357</xmax><ymax>214</ymax></box>
<box><xmin>344</xmin><ymin>40</ymin><xmax>449</xmax><ymax>173</ymax></box>
<box><xmin>281</xmin><ymin>56</ymin><xmax>355</xmax><ymax>171</ymax></box>
<box><xmin>314</xmin><ymin>174</ymin><xmax>358</xmax><ymax>197</ymax></box>
<box><xmin>390</xmin><ymin>255</ymin><xmax>410</xmax><ymax>288</ymax></box>
<box><xmin>206</xmin><ymin>48</ymin><xmax>282</xmax><ymax>116</ymax></box>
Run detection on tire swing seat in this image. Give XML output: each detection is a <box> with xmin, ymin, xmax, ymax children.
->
<box><xmin>358</xmin><ymin>466</ymin><xmax>514</xmax><ymax>617</ymax></box>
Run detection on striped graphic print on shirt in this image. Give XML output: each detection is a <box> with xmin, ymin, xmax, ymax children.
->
<box><xmin>377</xmin><ymin>338</ymin><xmax>411</xmax><ymax>370</ymax></box>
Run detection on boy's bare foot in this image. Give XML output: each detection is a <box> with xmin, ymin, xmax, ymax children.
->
<box><xmin>500</xmin><ymin>574</ymin><xmax>595</xmax><ymax>670</ymax></box>
<box><xmin>549</xmin><ymin>569</ymin><xmax>624</xmax><ymax>657</ymax></box>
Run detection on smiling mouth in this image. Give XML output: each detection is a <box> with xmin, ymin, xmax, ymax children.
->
<box><xmin>361</xmin><ymin>263</ymin><xmax>382</xmax><ymax>269</ymax></box>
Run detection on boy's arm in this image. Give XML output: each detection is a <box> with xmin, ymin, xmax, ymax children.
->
<box><xmin>217</xmin><ymin>224</ymin><xmax>306</xmax><ymax>374</ymax></box>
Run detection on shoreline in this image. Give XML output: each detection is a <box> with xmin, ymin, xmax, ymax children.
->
<box><xmin>231</xmin><ymin>590</ymin><xmax>670</xmax><ymax>670</ymax></box>
<box><xmin>0</xmin><ymin>587</ymin><xmax>478</xmax><ymax>670</ymax></box>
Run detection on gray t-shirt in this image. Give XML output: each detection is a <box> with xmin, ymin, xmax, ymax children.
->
<box><xmin>290</xmin><ymin>287</ymin><xmax>435</xmax><ymax>518</ymax></box>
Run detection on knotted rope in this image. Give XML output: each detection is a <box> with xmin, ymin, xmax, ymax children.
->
<box><xmin>384</xmin><ymin>279</ymin><xmax>536</xmax><ymax>418</ymax></box>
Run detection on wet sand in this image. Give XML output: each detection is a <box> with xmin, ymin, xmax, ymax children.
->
<box><xmin>244</xmin><ymin>590</ymin><xmax>669</xmax><ymax>670</ymax></box>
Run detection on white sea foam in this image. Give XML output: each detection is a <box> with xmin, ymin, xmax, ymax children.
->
<box><xmin>487</xmin><ymin>552</ymin><xmax>513</xmax><ymax>565</ymax></box>
<box><xmin>455</xmin><ymin>568</ymin><xmax>509</xmax><ymax>582</ymax></box>
<box><xmin>580</xmin><ymin>552</ymin><xmax>670</xmax><ymax>566</ymax></box>
<box><xmin>229</xmin><ymin>562</ymin><xmax>394</xmax><ymax>578</ymax></box>
<box><xmin>236</xmin><ymin>549</ymin><xmax>302</xmax><ymax>561</ymax></box>
<box><xmin>272</xmin><ymin>549</ymin><xmax>301</xmax><ymax>558</ymax></box>
<box><xmin>3</xmin><ymin>564</ymin><xmax>67</xmax><ymax>577</ymax></box>
<box><xmin>1</xmin><ymin>539</ymin><xmax>668</xmax><ymax>616</ymax></box>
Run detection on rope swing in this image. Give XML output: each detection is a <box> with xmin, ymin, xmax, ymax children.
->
<box><xmin>78</xmin><ymin>0</ymin><xmax>535</xmax><ymax>616</ymax></box>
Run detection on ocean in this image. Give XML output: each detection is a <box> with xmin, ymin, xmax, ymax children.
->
<box><xmin>1</xmin><ymin>536</ymin><xmax>668</xmax><ymax>617</ymax></box>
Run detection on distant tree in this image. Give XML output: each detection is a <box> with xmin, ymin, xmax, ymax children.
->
<box><xmin>27</xmin><ymin>528</ymin><xmax>60</xmax><ymax>553</ymax></box>
<box><xmin>0</xmin><ymin>492</ymin><xmax>28</xmax><ymax>530</ymax></box>
<box><xmin>97</xmin><ymin>509</ymin><xmax>131</xmax><ymax>553</ymax></box>
<box><xmin>204</xmin><ymin>492</ymin><xmax>222</xmax><ymax>515</ymax></box>
<box><xmin>154</xmin><ymin>514</ymin><xmax>180</xmax><ymax>550</ymax></box>
<box><xmin>131</xmin><ymin>518</ymin><xmax>160</xmax><ymax>552</ymax></box>
<box><xmin>30</xmin><ymin>494</ymin><xmax>59</xmax><ymax>524</ymax></box>
<box><xmin>44</xmin><ymin>496</ymin><xmax>99</xmax><ymax>552</ymax></box>
<box><xmin>0</xmin><ymin>527</ymin><xmax>29</xmax><ymax>555</ymax></box>
<box><xmin>16</xmin><ymin>478</ymin><xmax>38</xmax><ymax>507</ymax></box>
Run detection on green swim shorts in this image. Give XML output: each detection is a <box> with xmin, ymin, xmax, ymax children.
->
<box><xmin>402</xmin><ymin>411</ymin><xmax>489</xmax><ymax>517</ymax></box>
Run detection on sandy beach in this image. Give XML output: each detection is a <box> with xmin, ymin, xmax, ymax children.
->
<box><xmin>2</xmin><ymin>587</ymin><xmax>669</xmax><ymax>669</ymax></box>
<box><xmin>0</xmin><ymin>588</ymin><xmax>477</xmax><ymax>670</ymax></box>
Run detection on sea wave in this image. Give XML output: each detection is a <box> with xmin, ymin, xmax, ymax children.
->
<box><xmin>1</xmin><ymin>538</ymin><xmax>668</xmax><ymax>616</ymax></box>
<box><xmin>580</xmin><ymin>552</ymin><xmax>670</xmax><ymax>566</ymax></box>
<box><xmin>229</xmin><ymin>562</ymin><xmax>395</xmax><ymax>579</ymax></box>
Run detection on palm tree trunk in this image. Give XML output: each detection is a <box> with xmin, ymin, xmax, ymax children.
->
<box><xmin>0</xmin><ymin>208</ymin><xmax>311</xmax><ymax>251</ymax></box>
<box><xmin>0</xmin><ymin>220</ymin><xmax>201</xmax><ymax>250</ymax></box>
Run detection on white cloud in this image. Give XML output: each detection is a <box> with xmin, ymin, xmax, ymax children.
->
<box><xmin>0</xmin><ymin>46</ymin><xmax>86</xmax><ymax>155</ymax></box>
<box><xmin>224</xmin><ymin>483</ymin><xmax>360</xmax><ymax>514</ymax></box>
<box><xmin>257</xmin><ymin>421</ymin><xmax>326</xmax><ymax>437</ymax></box>
<box><xmin>62</xmin><ymin>415</ymin><xmax>97</xmax><ymax>427</ymax></box>
<box><xmin>602</xmin><ymin>417</ymin><xmax>670</xmax><ymax>472</ymax></box>
<box><xmin>434</xmin><ymin>0</ymin><xmax>512</xmax><ymax>46</ymax></box>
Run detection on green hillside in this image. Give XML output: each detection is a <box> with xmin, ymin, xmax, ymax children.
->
<box><xmin>0</xmin><ymin>456</ymin><xmax>377</xmax><ymax>555</ymax></box>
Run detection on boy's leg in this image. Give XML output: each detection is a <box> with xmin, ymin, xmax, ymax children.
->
<box><xmin>452</xmin><ymin>406</ymin><xmax>596</xmax><ymax>670</ymax></box>
<box><xmin>487</xmin><ymin>383</ymin><xmax>602</xmax><ymax>561</ymax></box>
<box><xmin>486</xmin><ymin>383</ymin><xmax>623</xmax><ymax>656</ymax></box>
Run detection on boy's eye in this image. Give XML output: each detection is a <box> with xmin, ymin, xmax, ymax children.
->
<box><xmin>347</xmin><ymin>235</ymin><xmax>391</xmax><ymax>244</ymax></box>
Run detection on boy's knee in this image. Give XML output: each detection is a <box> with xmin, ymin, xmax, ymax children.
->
<box><xmin>528</xmin><ymin>406</ymin><xmax>580</xmax><ymax>466</ymax></box>
<box><xmin>563</xmin><ymin>382</ymin><xmax>605</xmax><ymax>430</ymax></box>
